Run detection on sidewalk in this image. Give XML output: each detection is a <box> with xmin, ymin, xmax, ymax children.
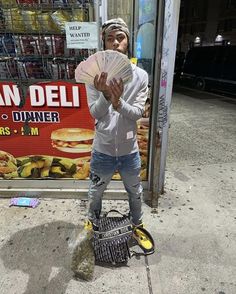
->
<box><xmin>1</xmin><ymin>91</ymin><xmax>236</xmax><ymax>294</ymax></box>
<box><xmin>0</xmin><ymin>162</ymin><xmax>235</xmax><ymax>294</ymax></box>
<box><xmin>0</xmin><ymin>197</ymin><xmax>159</xmax><ymax>294</ymax></box>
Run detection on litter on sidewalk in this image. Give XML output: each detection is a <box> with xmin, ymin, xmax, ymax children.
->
<box><xmin>9</xmin><ymin>197</ymin><xmax>40</xmax><ymax>208</ymax></box>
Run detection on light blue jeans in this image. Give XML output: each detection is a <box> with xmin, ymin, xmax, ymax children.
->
<box><xmin>88</xmin><ymin>150</ymin><xmax>143</xmax><ymax>225</ymax></box>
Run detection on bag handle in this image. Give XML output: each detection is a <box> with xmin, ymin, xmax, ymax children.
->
<box><xmin>103</xmin><ymin>209</ymin><xmax>128</xmax><ymax>218</ymax></box>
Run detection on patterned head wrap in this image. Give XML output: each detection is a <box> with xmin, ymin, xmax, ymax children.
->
<box><xmin>102</xmin><ymin>18</ymin><xmax>130</xmax><ymax>41</ymax></box>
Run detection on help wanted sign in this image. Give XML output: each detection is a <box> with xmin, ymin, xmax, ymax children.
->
<box><xmin>65</xmin><ymin>22</ymin><xmax>98</xmax><ymax>49</ymax></box>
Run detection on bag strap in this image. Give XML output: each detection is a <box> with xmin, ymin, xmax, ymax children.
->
<box><xmin>103</xmin><ymin>209</ymin><xmax>128</xmax><ymax>218</ymax></box>
<box><xmin>94</xmin><ymin>224</ymin><xmax>133</xmax><ymax>240</ymax></box>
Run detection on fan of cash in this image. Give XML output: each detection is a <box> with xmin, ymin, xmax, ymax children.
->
<box><xmin>75</xmin><ymin>50</ymin><xmax>133</xmax><ymax>85</ymax></box>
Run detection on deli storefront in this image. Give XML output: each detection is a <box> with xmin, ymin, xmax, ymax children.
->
<box><xmin>0</xmin><ymin>0</ymin><xmax>180</xmax><ymax>204</ymax></box>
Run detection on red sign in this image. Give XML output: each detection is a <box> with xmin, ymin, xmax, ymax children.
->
<box><xmin>0</xmin><ymin>81</ymin><xmax>94</xmax><ymax>180</ymax></box>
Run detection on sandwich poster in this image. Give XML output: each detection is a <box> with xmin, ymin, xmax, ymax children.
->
<box><xmin>0</xmin><ymin>81</ymin><xmax>95</xmax><ymax>180</ymax></box>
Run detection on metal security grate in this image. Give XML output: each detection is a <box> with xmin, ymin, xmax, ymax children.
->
<box><xmin>0</xmin><ymin>0</ymin><xmax>96</xmax><ymax>83</ymax></box>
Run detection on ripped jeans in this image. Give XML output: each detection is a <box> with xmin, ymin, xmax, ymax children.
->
<box><xmin>88</xmin><ymin>150</ymin><xmax>143</xmax><ymax>226</ymax></box>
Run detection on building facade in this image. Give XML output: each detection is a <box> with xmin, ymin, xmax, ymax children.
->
<box><xmin>178</xmin><ymin>0</ymin><xmax>236</xmax><ymax>53</ymax></box>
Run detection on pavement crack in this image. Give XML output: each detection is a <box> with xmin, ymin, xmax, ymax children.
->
<box><xmin>145</xmin><ymin>255</ymin><xmax>153</xmax><ymax>294</ymax></box>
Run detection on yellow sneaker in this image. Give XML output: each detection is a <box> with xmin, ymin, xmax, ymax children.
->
<box><xmin>84</xmin><ymin>220</ymin><xmax>99</xmax><ymax>231</ymax></box>
<box><xmin>84</xmin><ymin>220</ymin><xmax>93</xmax><ymax>231</ymax></box>
<box><xmin>132</xmin><ymin>227</ymin><xmax>155</xmax><ymax>254</ymax></box>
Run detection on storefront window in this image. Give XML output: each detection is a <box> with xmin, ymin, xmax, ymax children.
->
<box><xmin>0</xmin><ymin>0</ymin><xmax>160</xmax><ymax>186</ymax></box>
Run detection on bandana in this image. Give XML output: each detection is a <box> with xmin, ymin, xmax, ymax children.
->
<box><xmin>102</xmin><ymin>18</ymin><xmax>130</xmax><ymax>41</ymax></box>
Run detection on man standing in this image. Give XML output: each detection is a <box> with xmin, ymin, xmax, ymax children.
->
<box><xmin>86</xmin><ymin>18</ymin><xmax>148</xmax><ymax>233</ymax></box>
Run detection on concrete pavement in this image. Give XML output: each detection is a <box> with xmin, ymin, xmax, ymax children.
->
<box><xmin>0</xmin><ymin>88</ymin><xmax>236</xmax><ymax>294</ymax></box>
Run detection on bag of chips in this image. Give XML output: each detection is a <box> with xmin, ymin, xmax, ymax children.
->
<box><xmin>2</xmin><ymin>8</ymin><xmax>25</xmax><ymax>33</ymax></box>
<box><xmin>51</xmin><ymin>10</ymin><xmax>71</xmax><ymax>32</ymax></box>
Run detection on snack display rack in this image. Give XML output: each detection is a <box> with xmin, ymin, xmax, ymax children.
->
<box><xmin>0</xmin><ymin>0</ymin><xmax>96</xmax><ymax>86</ymax></box>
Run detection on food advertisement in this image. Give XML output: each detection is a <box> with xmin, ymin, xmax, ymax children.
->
<box><xmin>0</xmin><ymin>80</ymin><xmax>149</xmax><ymax>181</ymax></box>
<box><xmin>0</xmin><ymin>81</ymin><xmax>94</xmax><ymax>180</ymax></box>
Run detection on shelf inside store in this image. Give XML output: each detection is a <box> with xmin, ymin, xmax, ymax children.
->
<box><xmin>0</xmin><ymin>78</ymin><xmax>77</xmax><ymax>83</ymax></box>
<box><xmin>0</xmin><ymin>30</ymin><xmax>70</xmax><ymax>35</ymax></box>
<box><xmin>0</xmin><ymin>55</ymin><xmax>85</xmax><ymax>61</ymax></box>
<box><xmin>0</xmin><ymin>2</ymin><xmax>93</xmax><ymax>11</ymax></box>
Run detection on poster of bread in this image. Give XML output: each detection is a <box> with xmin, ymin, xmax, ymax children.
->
<box><xmin>0</xmin><ymin>80</ymin><xmax>148</xmax><ymax>180</ymax></box>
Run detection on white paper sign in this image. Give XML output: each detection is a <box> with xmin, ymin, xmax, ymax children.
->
<box><xmin>65</xmin><ymin>22</ymin><xmax>98</xmax><ymax>49</ymax></box>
